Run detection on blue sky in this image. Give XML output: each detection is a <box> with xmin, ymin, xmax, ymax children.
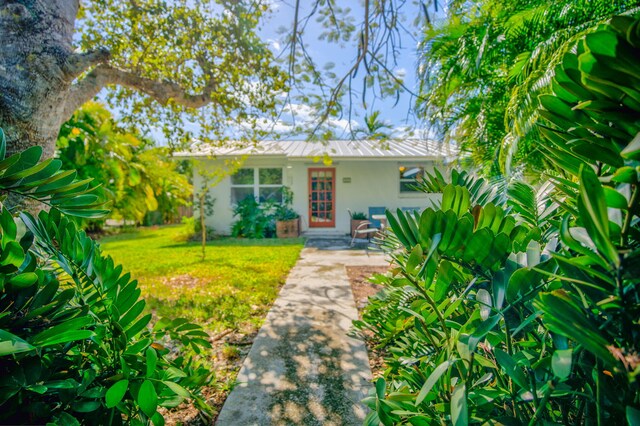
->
<box><xmin>256</xmin><ymin>0</ymin><xmax>434</xmax><ymax>139</ymax></box>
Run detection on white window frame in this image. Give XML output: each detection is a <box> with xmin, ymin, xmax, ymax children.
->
<box><xmin>230</xmin><ymin>167</ymin><xmax>283</xmax><ymax>204</ymax></box>
<box><xmin>398</xmin><ymin>164</ymin><xmax>425</xmax><ymax>194</ymax></box>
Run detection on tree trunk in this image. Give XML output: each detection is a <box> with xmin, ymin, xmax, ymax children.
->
<box><xmin>0</xmin><ymin>1</ymin><xmax>80</xmax><ymax>157</ymax></box>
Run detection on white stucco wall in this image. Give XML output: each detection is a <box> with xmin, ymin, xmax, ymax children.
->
<box><xmin>194</xmin><ymin>157</ymin><xmax>443</xmax><ymax>235</ymax></box>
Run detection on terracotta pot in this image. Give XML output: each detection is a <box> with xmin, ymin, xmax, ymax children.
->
<box><xmin>351</xmin><ymin>219</ymin><xmax>369</xmax><ymax>238</ymax></box>
<box><xmin>276</xmin><ymin>218</ymin><xmax>300</xmax><ymax>238</ymax></box>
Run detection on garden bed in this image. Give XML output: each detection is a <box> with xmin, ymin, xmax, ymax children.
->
<box><xmin>346</xmin><ymin>265</ymin><xmax>389</xmax><ymax>379</ymax></box>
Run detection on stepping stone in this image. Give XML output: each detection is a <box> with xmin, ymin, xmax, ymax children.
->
<box><xmin>216</xmin><ymin>248</ymin><xmax>388</xmax><ymax>426</ymax></box>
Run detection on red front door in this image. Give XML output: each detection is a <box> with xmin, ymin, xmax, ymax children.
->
<box><xmin>308</xmin><ymin>168</ymin><xmax>335</xmax><ymax>228</ymax></box>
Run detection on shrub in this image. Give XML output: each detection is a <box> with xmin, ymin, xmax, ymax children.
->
<box><xmin>231</xmin><ymin>196</ymin><xmax>276</xmax><ymax>238</ymax></box>
<box><xmin>0</xmin><ymin>130</ymin><xmax>212</xmax><ymax>424</ymax></box>
<box><xmin>274</xmin><ymin>187</ymin><xmax>299</xmax><ymax>221</ymax></box>
<box><xmin>357</xmin><ymin>15</ymin><xmax>640</xmax><ymax>425</ymax></box>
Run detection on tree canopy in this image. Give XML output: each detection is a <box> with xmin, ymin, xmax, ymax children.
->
<box><xmin>416</xmin><ymin>0</ymin><xmax>640</xmax><ymax>173</ymax></box>
<box><xmin>0</xmin><ymin>0</ymin><xmax>285</xmax><ymax>155</ymax></box>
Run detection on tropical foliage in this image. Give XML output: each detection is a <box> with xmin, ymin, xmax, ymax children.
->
<box><xmin>57</xmin><ymin>102</ymin><xmax>192</xmax><ymax>229</ymax></box>
<box><xmin>417</xmin><ymin>0</ymin><xmax>640</xmax><ymax>173</ymax></box>
<box><xmin>0</xmin><ymin>130</ymin><xmax>211</xmax><ymax>424</ymax></box>
<box><xmin>231</xmin><ymin>196</ymin><xmax>277</xmax><ymax>239</ymax></box>
<box><xmin>358</xmin><ymin>15</ymin><xmax>640</xmax><ymax>425</ymax></box>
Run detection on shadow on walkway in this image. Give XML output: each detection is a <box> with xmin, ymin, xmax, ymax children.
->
<box><xmin>215</xmin><ymin>248</ymin><xmax>388</xmax><ymax>425</ymax></box>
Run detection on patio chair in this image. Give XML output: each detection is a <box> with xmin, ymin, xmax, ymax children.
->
<box><xmin>348</xmin><ymin>209</ymin><xmax>379</xmax><ymax>247</ymax></box>
<box><xmin>368</xmin><ymin>206</ymin><xmax>387</xmax><ymax>228</ymax></box>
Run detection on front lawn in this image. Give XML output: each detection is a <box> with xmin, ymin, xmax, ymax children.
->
<box><xmin>99</xmin><ymin>224</ymin><xmax>304</xmax><ymax>335</ymax></box>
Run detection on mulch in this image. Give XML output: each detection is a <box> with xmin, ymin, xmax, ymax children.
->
<box><xmin>161</xmin><ymin>330</ymin><xmax>257</xmax><ymax>425</ymax></box>
<box><xmin>346</xmin><ymin>265</ymin><xmax>389</xmax><ymax>379</ymax></box>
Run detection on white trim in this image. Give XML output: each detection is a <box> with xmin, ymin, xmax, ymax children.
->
<box><xmin>230</xmin><ymin>167</ymin><xmax>284</xmax><ymax>204</ymax></box>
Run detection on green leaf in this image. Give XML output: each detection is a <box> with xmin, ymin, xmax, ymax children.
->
<box><xmin>31</xmin><ymin>316</ymin><xmax>93</xmax><ymax>346</ymax></box>
<box><xmin>0</xmin><ymin>329</ymin><xmax>35</xmax><ymax>355</ymax></box>
<box><xmin>578</xmin><ymin>165</ymin><xmax>619</xmax><ymax>266</ymax></box>
<box><xmin>551</xmin><ymin>349</ymin><xmax>573</xmax><ymax>380</ymax></box>
<box><xmin>146</xmin><ymin>347</ymin><xmax>158</xmax><ymax>378</ymax></box>
<box><xmin>603</xmin><ymin>187</ymin><xmax>628</xmax><ymax>209</ymax></box>
<box><xmin>8</xmin><ymin>272</ymin><xmax>38</xmax><ymax>288</ymax></box>
<box><xmin>536</xmin><ymin>291</ymin><xmax>616</xmax><ymax>364</ymax></box>
<box><xmin>0</xmin><ymin>207</ymin><xmax>17</xmax><ymax>245</ymax></box>
<box><xmin>151</xmin><ymin>412</ymin><xmax>165</xmax><ymax>426</ymax></box>
<box><xmin>494</xmin><ymin>349</ymin><xmax>528</xmax><ymax>390</ymax></box>
<box><xmin>138</xmin><ymin>380</ymin><xmax>158</xmax><ymax>417</ymax></box>
<box><xmin>105</xmin><ymin>379</ymin><xmax>129</xmax><ymax>408</ymax></box>
<box><xmin>450</xmin><ymin>382</ymin><xmax>468</xmax><ymax>426</ymax></box>
<box><xmin>468</xmin><ymin>315</ymin><xmax>501</xmax><ymax>352</ymax></box>
<box><xmin>162</xmin><ymin>381</ymin><xmax>190</xmax><ymax>398</ymax></box>
<box><xmin>71</xmin><ymin>400</ymin><xmax>101</xmax><ymax>413</ymax></box>
<box><xmin>416</xmin><ymin>360</ymin><xmax>455</xmax><ymax>405</ymax></box>
<box><xmin>0</xmin><ymin>241</ymin><xmax>25</xmax><ymax>269</ymax></box>
<box><xmin>4</xmin><ymin>146</ymin><xmax>43</xmax><ymax>176</ymax></box>
<box><xmin>0</xmin><ymin>128</ymin><xmax>5</xmax><ymax>160</ymax></box>
<box><xmin>375</xmin><ymin>377</ymin><xmax>386</xmax><ymax>399</ymax></box>
<box><xmin>611</xmin><ymin>166</ymin><xmax>637</xmax><ymax>184</ymax></box>
<box><xmin>627</xmin><ymin>406</ymin><xmax>640</xmax><ymax>426</ymax></box>
<box><xmin>406</xmin><ymin>244</ymin><xmax>423</xmax><ymax>276</ymax></box>
<box><xmin>621</xmin><ymin>132</ymin><xmax>640</xmax><ymax>160</ymax></box>
<box><xmin>125</xmin><ymin>313</ymin><xmax>152</xmax><ymax>339</ymax></box>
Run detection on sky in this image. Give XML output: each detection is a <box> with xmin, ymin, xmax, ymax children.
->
<box><xmin>255</xmin><ymin>0</ymin><xmax>435</xmax><ymax>140</ymax></box>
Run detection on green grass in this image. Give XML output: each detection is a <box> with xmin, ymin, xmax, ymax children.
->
<box><xmin>99</xmin><ymin>225</ymin><xmax>304</xmax><ymax>334</ymax></box>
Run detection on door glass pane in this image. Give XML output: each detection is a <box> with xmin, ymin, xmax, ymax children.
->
<box><xmin>231</xmin><ymin>187</ymin><xmax>254</xmax><ymax>204</ymax></box>
<box><xmin>259</xmin><ymin>168</ymin><xmax>282</xmax><ymax>185</ymax></box>
<box><xmin>231</xmin><ymin>168</ymin><xmax>254</xmax><ymax>185</ymax></box>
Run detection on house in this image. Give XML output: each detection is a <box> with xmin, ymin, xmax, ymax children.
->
<box><xmin>176</xmin><ymin>139</ymin><xmax>457</xmax><ymax>236</ymax></box>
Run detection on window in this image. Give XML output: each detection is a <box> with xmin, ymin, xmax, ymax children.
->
<box><xmin>231</xmin><ymin>168</ymin><xmax>283</xmax><ymax>204</ymax></box>
<box><xmin>399</xmin><ymin>165</ymin><xmax>424</xmax><ymax>193</ymax></box>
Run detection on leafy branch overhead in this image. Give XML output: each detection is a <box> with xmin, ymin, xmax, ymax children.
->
<box><xmin>76</xmin><ymin>0</ymin><xmax>286</xmax><ymax>144</ymax></box>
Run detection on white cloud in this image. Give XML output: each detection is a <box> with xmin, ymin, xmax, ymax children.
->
<box><xmin>268</xmin><ymin>39</ymin><xmax>281</xmax><ymax>51</ymax></box>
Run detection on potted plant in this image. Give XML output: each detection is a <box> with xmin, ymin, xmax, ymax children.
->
<box><xmin>350</xmin><ymin>211</ymin><xmax>368</xmax><ymax>238</ymax></box>
<box><xmin>275</xmin><ymin>187</ymin><xmax>300</xmax><ymax>238</ymax></box>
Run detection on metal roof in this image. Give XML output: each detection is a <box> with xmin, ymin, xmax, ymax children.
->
<box><xmin>175</xmin><ymin>139</ymin><xmax>458</xmax><ymax>161</ymax></box>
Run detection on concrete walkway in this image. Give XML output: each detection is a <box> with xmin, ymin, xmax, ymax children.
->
<box><xmin>216</xmin><ymin>247</ymin><xmax>388</xmax><ymax>426</ymax></box>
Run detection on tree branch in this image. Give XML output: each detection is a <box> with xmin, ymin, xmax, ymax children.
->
<box><xmin>62</xmin><ymin>48</ymin><xmax>111</xmax><ymax>81</ymax></box>
<box><xmin>64</xmin><ymin>64</ymin><xmax>216</xmax><ymax>120</ymax></box>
